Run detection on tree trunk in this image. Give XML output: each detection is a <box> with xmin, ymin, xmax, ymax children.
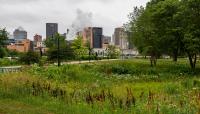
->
<box><xmin>187</xmin><ymin>52</ymin><xmax>197</xmax><ymax>69</ymax></box>
<box><xmin>172</xmin><ymin>49</ymin><xmax>178</xmax><ymax>62</ymax></box>
<box><xmin>150</xmin><ymin>55</ymin><xmax>156</xmax><ymax>67</ymax></box>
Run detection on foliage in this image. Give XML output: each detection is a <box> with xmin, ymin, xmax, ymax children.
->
<box><xmin>1</xmin><ymin>59</ymin><xmax>200</xmax><ymax>113</ymax></box>
<box><xmin>0</xmin><ymin>58</ymin><xmax>19</xmax><ymax>66</ymax></box>
<box><xmin>45</xmin><ymin>33</ymin><xmax>74</xmax><ymax>62</ymax></box>
<box><xmin>128</xmin><ymin>0</ymin><xmax>200</xmax><ymax>69</ymax></box>
<box><xmin>0</xmin><ymin>28</ymin><xmax>8</xmax><ymax>48</ymax></box>
<box><xmin>19</xmin><ymin>51</ymin><xmax>40</xmax><ymax>65</ymax></box>
<box><xmin>0</xmin><ymin>47</ymin><xmax>7</xmax><ymax>58</ymax></box>
<box><xmin>107</xmin><ymin>45</ymin><xmax>120</xmax><ymax>59</ymax></box>
<box><xmin>0</xmin><ymin>28</ymin><xmax>8</xmax><ymax>58</ymax></box>
<box><xmin>71</xmin><ymin>36</ymin><xmax>87</xmax><ymax>60</ymax></box>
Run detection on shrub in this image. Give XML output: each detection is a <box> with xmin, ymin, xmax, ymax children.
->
<box><xmin>19</xmin><ymin>51</ymin><xmax>40</xmax><ymax>65</ymax></box>
<box><xmin>0</xmin><ymin>58</ymin><xmax>19</xmax><ymax>66</ymax></box>
<box><xmin>0</xmin><ymin>47</ymin><xmax>7</xmax><ymax>58</ymax></box>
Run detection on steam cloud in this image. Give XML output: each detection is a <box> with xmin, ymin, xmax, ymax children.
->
<box><xmin>68</xmin><ymin>9</ymin><xmax>93</xmax><ymax>39</ymax></box>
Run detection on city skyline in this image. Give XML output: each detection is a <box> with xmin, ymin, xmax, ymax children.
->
<box><xmin>0</xmin><ymin>0</ymin><xmax>149</xmax><ymax>40</ymax></box>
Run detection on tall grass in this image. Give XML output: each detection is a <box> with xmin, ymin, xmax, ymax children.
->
<box><xmin>0</xmin><ymin>59</ymin><xmax>200</xmax><ymax>113</ymax></box>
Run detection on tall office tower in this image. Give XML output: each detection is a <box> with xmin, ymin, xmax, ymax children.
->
<box><xmin>46</xmin><ymin>23</ymin><xmax>58</xmax><ymax>39</ymax></box>
<box><xmin>114</xmin><ymin>27</ymin><xmax>129</xmax><ymax>49</ymax></box>
<box><xmin>82</xmin><ymin>27</ymin><xmax>103</xmax><ymax>48</ymax></box>
<box><xmin>93</xmin><ymin>27</ymin><xmax>103</xmax><ymax>48</ymax></box>
<box><xmin>13</xmin><ymin>27</ymin><xmax>27</xmax><ymax>41</ymax></box>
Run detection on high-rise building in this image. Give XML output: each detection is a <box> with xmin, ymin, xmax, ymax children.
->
<box><xmin>114</xmin><ymin>27</ymin><xmax>129</xmax><ymax>49</ymax></box>
<box><xmin>13</xmin><ymin>27</ymin><xmax>27</xmax><ymax>41</ymax></box>
<box><xmin>82</xmin><ymin>27</ymin><xmax>103</xmax><ymax>48</ymax></box>
<box><xmin>46</xmin><ymin>23</ymin><xmax>58</xmax><ymax>39</ymax></box>
<box><xmin>93</xmin><ymin>27</ymin><xmax>103</xmax><ymax>48</ymax></box>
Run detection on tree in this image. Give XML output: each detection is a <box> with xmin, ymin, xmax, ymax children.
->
<box><xmin>128</xmin><ymin>0</ymin><xmax>200</xmax><ymax>69</ymax></box>
<box><xmin>45</xmin><ymin>33</ymin><xmax>70</xmax><ymax>63</ymax></box>
<box><xmin>0</xmin><ymin>28</ymin><xmax>8</xmax><ymax>48</ymax></box>
<box><xmin>107</xmin><ymin>45</ymin><xmax>120</xmax><ymax>59</ymax></box>
<box><xmin>129</xmin><ymin>4</ymin><xmax>162</xmax><ymax>66</ymax></box>
<box><xmin>150</xmin><ymin>0</ymin><xmax>184</xmax><ymax>62</ymax></box>
<box><xmin>71</xmin><ymin>36</ymin><xmax>86</xmax><ymax>61</ymax></box>
<box><xmin>0</xmin><ymin>28</ymin><xmax>8</xmax><ymax>58</ymax></box>
<box><xmin>181</xmin><ymin>0</ymin><xmax>200</xmax><ymax>69</ymax></box>
<box><xmin>85</xmin><ymin>40</ymin><xmax>93</xmax><ymax>62</ymax></box>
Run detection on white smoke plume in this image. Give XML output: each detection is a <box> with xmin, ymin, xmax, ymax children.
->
<box><xmin>68</xmin><ymin>9</ymin><xmax>93</xmax><ymax>39</ymax></box>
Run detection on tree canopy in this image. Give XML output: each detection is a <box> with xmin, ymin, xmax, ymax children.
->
<box><xmin>128</xmin><ymin>0</ymin><xmax>200</xmax><ymax>69</ymax></box>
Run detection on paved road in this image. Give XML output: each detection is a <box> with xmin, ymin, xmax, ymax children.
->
<box><xmin>62</xmin><ymin>59</ymin><xmax>119</xmax><ymax>65</ymax></box>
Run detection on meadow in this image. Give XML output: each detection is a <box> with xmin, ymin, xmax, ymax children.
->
<box><xmin>0</xmin><ymin>59</ymin><xmax>200</xmax><ymax>114</ymax></box>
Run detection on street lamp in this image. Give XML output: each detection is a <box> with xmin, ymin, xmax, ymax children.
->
<box><xmin>57</xmin><ymin>33</ymin><xmax>60</xmax><ymax>67</ymax></box>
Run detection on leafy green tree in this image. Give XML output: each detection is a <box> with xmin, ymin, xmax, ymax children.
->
<box><xmin>129</xmin><ymin>3</ymin><xmax>162</xmax><ymax>66</ymax></box>
<box><xmin>107</xmin><ymin>45</ymin><xmax>120</xmax><ymax>59</ymax></box>
<box><xmin>85</xmin><ymin>40</ymin><xmax>93</xmax><ymax>61</ymax></box>
<box><xmin>0</xmin><ymin>28</ymin><xmax>8</xmax><ymax>48</ymax></box>
<box><xmin>180</xmin><ymin>0</ymin><xmax>200</xmax><ymax>69</ymax></box>
<box><xmin>128</xmin><ymin>0</ymin><xmax>200</xmax><ymax>69</ymax></box>
<box><xmin>0</xmin><ymin>28</ymin><xmax>8</xmax><ymax>58</ymax></box>
<box><xmin>151</xmin><ymin>0</ymin><xmax>183</xmax><ymax>62</ymax></box>
<box><xmin>71</xmin><ymin>36</ymin><xmax>85</xmax><ymax>61</ymax></box>
<box><xmin>45</xmin><ymin>33</ymin><xmax>71</xmax><ymax>62</ymax></box>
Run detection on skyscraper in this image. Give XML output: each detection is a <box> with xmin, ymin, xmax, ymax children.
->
<box><xmin>46</xmin><ymin>23</ymin><xmax>58</xmax><ymax>39</ymax></box>
<box><xmin>114</xmin><ymin>27</ymin><xmax>129</xmax><ymax>49</ymax></box>
<box><xmin>13</xmin><ymin>27</ymin><xmax>27</xmax><ymax>41</ymax></box>
<box><xmin>82</xmin><ymin>27</ymin><xmax>103</xmax><ymax>48</ymax></box>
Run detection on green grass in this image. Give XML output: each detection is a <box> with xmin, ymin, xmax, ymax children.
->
<box><xmin>1</xmin><ymin>59</ymin><xmax>200</xmax><ymax>113</ymax></box>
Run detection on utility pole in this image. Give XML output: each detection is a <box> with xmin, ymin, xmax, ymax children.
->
<box><xmin>57</xmin><ymin>34</ymin><xmax>61</xmax><ymax>67</ymax></box>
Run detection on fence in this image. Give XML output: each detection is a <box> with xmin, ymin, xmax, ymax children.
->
<box><xmin>0</xmin><ymin>66</ymin><xmax>22</xmax><ymax>73</ymax></box>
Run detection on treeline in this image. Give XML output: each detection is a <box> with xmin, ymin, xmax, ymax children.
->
<box><xmin>127</xmin><ymin>0</ymin><xmax>200</xmax><ymax>69</ymax></box>
<box><xmin>0</xmin><ymin>29</ymin><xmax>119</xmax><ymax>66</ymax></box>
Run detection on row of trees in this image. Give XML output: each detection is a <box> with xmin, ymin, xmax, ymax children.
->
<box><xmin>127</xmin><ymin>0</ymin><xmax>200</xmax><ymax>69</ymax></box>
<box><xmin>45</xmin><ymin>33</ymin><xmax>120</xmax><ymax>64</ymax></box>
<box><xmin>0</xmin><ymin>28</ymin><xmax>120</xmax><ymax>65</ymax></box>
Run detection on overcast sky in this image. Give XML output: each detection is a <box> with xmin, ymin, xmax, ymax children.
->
<box><xmin>0</xmin><ymin>0</ymin><xmax>149</xmax><ymax>40</ymax></box>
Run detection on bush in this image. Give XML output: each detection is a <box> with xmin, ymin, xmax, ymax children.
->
<box><xmin>0</xmin><ymin>47</ymin><xmax>7</xmax><ymax>58</ymax></box>
<box><xmin>0</xmin><ymin>58</ymin><xmax>19</xmax><ymax>66</ymax></box>
<box><xmin>19</xmin><ymin>51</ymin><xmax>40</xmax><ymax>65</ymax></box>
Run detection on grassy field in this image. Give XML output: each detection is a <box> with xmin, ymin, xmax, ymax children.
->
<box><xmin>1</xmin><ymin>59</ymin><xmax>200</xmax><ymax>114</ymax></box>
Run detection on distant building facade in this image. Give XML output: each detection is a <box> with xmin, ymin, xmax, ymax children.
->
<box><xmin>114</xmin><ymin>27</ymin><xmax>129</xmax><ymax>49</ymax></box>
<box><xmin>46</xmin><ymin>23</ymin><xmax>58</xmax><ymax>39</ymax></box>
<box><xmin>102</xmin><ymin>36</ymin><xmax>111</xmax><ymax>49</ymax></box>
<box><xmin>82</xmin><ymin>27</ymin><xmax>103</xmax><ymax>48</ymax></box>
<box><xmin>34</xmin><ymin>34</ymin><xmax>42</xmax><ymax>42</ymax></box>
<box><xmin>33</xmin><ymin>34</ymin><xmax>42</xmax><ymax>47</ymax></box>
<box><xmin>13</xmin><ymin>27</ymin><xmax>27</xmax><ymax>41</ymax></box>
<box><xmin>103</xmin><ymin>36</ymin><xmax>111</xmax><ymax>44</ymax></box>
<box><xmin>7</xmin><ymin>39</ymin><xmax>33</xmax><ymax>52</ymax></box>
<box><xmin>33</xmin><ymin>34</ymin><xmax>46</xmax><ymax>54</ymax></box>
